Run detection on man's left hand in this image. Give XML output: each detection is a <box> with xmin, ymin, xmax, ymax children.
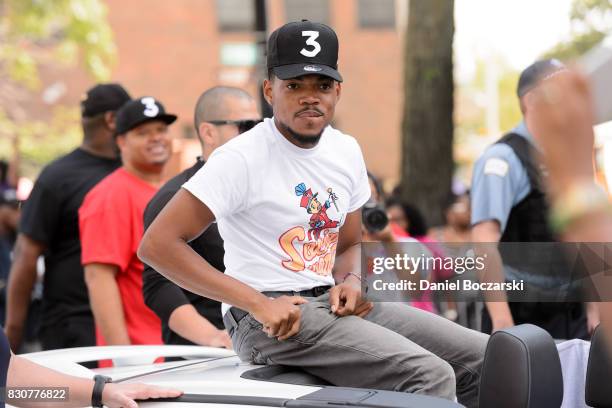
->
<box><xmin>329</xmin><ymin>281</ymin><xmax>373</xmax><ymax>317</ymax></box>
<box><xmin>207</xmin><ymin>329</ymin><xmax>233</xmax><ymax>349</ymax></box>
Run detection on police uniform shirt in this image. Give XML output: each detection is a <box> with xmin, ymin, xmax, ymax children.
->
<box><xmin>470</xmin><ymin>121</ymin><xmax>533</xmax><ymax>232</ymax></box>
<box><xmin>471</xmin><ymin>122</ymin><xmax>564</xmax><ymax>288</ymax></box>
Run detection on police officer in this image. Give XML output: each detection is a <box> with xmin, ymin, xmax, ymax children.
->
<box><xmin>471</xmin><ymin>59</ymin><xmax>599</xmax><ymax>339</ymax></box>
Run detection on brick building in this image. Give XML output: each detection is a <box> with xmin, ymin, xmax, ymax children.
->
<box><xmin>103</xmin><ymin>0</ymin><xmax>405</xmax><ymax>182</ymax></box>
<box><xmin>9</xmin><ymin>1</ymin><xmax>405</xmax><ymax>183</ymax></box>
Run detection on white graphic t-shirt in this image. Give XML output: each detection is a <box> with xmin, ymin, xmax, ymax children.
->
<box><xmin>183</xmin><ymin>118</ymin><xmax>371</xmax><ymax>314</ymax></box>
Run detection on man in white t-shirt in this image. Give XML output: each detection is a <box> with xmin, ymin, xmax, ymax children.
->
<box><xmin>139</xmin><ymin>20</ymin><xmax>487</xmax><ymax>407</ymax></box>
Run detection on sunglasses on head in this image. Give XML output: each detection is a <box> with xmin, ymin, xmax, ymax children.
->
<box><xmin>208</xmin><ymin>119</ymin><xmax>263</xmax><ymax>134</ymax></box>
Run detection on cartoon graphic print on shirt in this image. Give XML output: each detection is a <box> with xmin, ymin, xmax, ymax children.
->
<box><xmin>295</xmin><ymin>182</ymin><xmax>339</xmax><ymax>240</ymax></box>
<box><xmin>279</xmin><ymin>182</ymin><xmax>341</xmax><ymax>276</ymax></box>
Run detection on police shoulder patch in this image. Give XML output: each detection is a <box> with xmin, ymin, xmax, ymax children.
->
<box><xmin>483</xmin><ymin>158</ymin><xmax>509</xmax><ymax>177</ymax></box>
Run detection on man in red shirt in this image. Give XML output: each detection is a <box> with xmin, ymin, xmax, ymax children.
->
<box><xmin>79</xmin><ymin>96</ymin><xmax>176</xmax><ymax>346</ymax></box>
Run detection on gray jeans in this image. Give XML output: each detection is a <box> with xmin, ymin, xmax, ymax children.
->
<box><xmin>223</xmin><ymin>293</ymin><xmax>488</xmax><ymax>408</ymax></box>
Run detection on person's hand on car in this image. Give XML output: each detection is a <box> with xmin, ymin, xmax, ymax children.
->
<box><xmin>251</xmin><ymin>295</ymin><xmax>308</xmax><ymax>341</ymax></box>
<box><xmin>102</xmin><ymin>382</ymin><xmax>183</xmax><ymax>408</ymax></box>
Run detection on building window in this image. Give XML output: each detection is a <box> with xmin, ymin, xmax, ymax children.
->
<box><xmin>216</xmin><ymin>0</ymin><xmax>255</xmax><ymax>32</ymax></box>
<box><xmin>285</xmin><ymin>0</ymin><xmax>330</xmax><ymax>25</ymax></box>
<box><xmin>358</xmin><ymin>0</ymin><xmax>395</xmax><ymax>29</ymax></box>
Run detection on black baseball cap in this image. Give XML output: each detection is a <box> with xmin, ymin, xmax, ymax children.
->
<box><xmin>517</xmin><ymin>59</ymin><xmax>566</xmax><ymax>98</ymax></box>
<box><xmin>267</xmin><ymin>20</ymin><xmax>343</xmax><ymax>82</ymax></box>
<box><xmin>81</xmin><ymin>83</ymin><xmax>131</xmax><ymax>117</ymax></box>
<box><xmin>115</xmin><ymin>96</ymin><xmax>177</xmax><ymax>135</ymax></box>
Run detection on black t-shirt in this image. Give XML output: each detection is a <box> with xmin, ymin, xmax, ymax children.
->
<box><xmin>19</xmin><ymin>148</ymin><xmax>120</xmax><ymax>333</ymax></box>
<box><xmin>143</xmin><ymin>158</ymin><xmax>225</xmax><ymax>345</ymax></box>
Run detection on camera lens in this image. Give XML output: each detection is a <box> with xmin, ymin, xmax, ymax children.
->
<box><xmin>362</xmin><ymin>201</ymin><xmax>389</xmax><ymax>233</ymax></box>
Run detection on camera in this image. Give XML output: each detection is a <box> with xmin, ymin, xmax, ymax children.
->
<box><xmin>362</xmin><ymin>199</ymin><xmax>388</xmax><ymax>233</ymax></box>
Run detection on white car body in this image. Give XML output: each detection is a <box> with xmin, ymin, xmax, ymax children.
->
<box><xmin>14</xmin><ymin>345</ymin><xmax>463</xmax><ymax>408</ymax></box>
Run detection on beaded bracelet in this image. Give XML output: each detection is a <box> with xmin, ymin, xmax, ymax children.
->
<box><xmin>549</xmin><ymin>183</ymin><xmax>612</xmax><ymax>233</ymax></box>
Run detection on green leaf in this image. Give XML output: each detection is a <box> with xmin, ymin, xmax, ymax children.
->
<box><xmin>0</xmin><ymin>0</ymin><xmax>117</xmax><ymax>176</ymax></box>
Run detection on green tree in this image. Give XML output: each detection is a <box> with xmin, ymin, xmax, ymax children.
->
<box><xmin>497</xmin><ymin>69</ymin><xmax>521</xmax><ymax>132</ymax></box>
<box><xmin>400</xmin><ymin>0</ymin><xmax>455</xmax><ymax>227</ymax></box>
<box><xmin>0</xmin><ymin>0</ymin><xmax>117</xmax><ymax>177</ymax></box>
<box><xmin>542</xmin><ymin>0</ymin><xmax>612</xmax><ymax>61</ymax></box>
<box><xmin>463</xmin><ymin>58</ymin><xmax>521</xmax><ymax>135</ymax></box>
<box><xmin>454</xmin><ymin>58</ymin><xmax>521</xmax><ymax>189</ymax></box>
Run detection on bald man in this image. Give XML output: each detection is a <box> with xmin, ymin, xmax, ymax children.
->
<box><xmin>142</xmin><ymin>87</ymin><xmax>260</xmax><ymax>346</ymax></box>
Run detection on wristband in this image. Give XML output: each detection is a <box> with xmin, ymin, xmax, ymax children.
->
<box><xmin>92</xmin><ymin>375</ymin><xmax>112</xmax><ymax>408</ymax></box>
<box><xmin>550</xmin><ymin>183</ymin><xmax>612</xmax><ymax>233</ymax></box>
<box><xmin>343</xmin><ymin>272</ymin><xmax>367</xmax><ymax>294</ymax></box>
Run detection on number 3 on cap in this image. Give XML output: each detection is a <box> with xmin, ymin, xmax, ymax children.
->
<box><xmin>141</xmin><ymin>97</ymin><xmax>159</xmax><ymax>117</ymax></box>
<box><xmin>300</xmin><ymin>31</ymin><xmax>321</xmax><ymax>57</ymax></box>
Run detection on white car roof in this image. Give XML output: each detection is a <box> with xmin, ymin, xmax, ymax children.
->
<box><xmin>17</xmin><ymin>345</ymin><xmax>320</xmax><ymax>408</ymax></box>
<box><xmin>18</xmin><ymin>345</ymin><xmax>463</xmax><ymax>408</ymax></box>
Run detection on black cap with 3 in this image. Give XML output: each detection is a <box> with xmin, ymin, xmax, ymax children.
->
<box><xmin>267</xmin><ymin>20</ymin><xmax>342</xmax><ymax>82</ymax></box>
<box><xmin>115</xmin><ymin>96</ymin><xmax>177</xmax><ymax>135</ymax></box>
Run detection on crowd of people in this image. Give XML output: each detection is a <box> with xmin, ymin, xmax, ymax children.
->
<box><xmin>0</xmin><ymin>18</ymin><xmax>610</xmax><ymax>408</ymax></box>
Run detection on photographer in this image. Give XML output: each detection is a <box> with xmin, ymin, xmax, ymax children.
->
<box><xmin>362</xmin><ymin>173</ymin><xmax>435</xmax><ymax>312</ymax></box>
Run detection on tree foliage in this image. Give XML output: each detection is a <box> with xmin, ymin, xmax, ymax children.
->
<box><xmin>470</xmin><ymin>59</ymin><xmax>522</xmax><ymax>135</ymax></box>
<box><xmin>542</xmin><ymin>0</ymin><xmax>612</xmax><ymax>61</ymax></box>
<box><xmin>1</xmin><ymin>0</ymin><xmax>116</xmax><ymax>87</ymax></box>
<box><xmin>0</xmin><ymin>0</ymin><xmax>116</xmax><ymax>177</ymax></box>
<box><xmin>571</xmin><ymin>0</ymin><xmax>612</xmax><ymax>29</ymax></box>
